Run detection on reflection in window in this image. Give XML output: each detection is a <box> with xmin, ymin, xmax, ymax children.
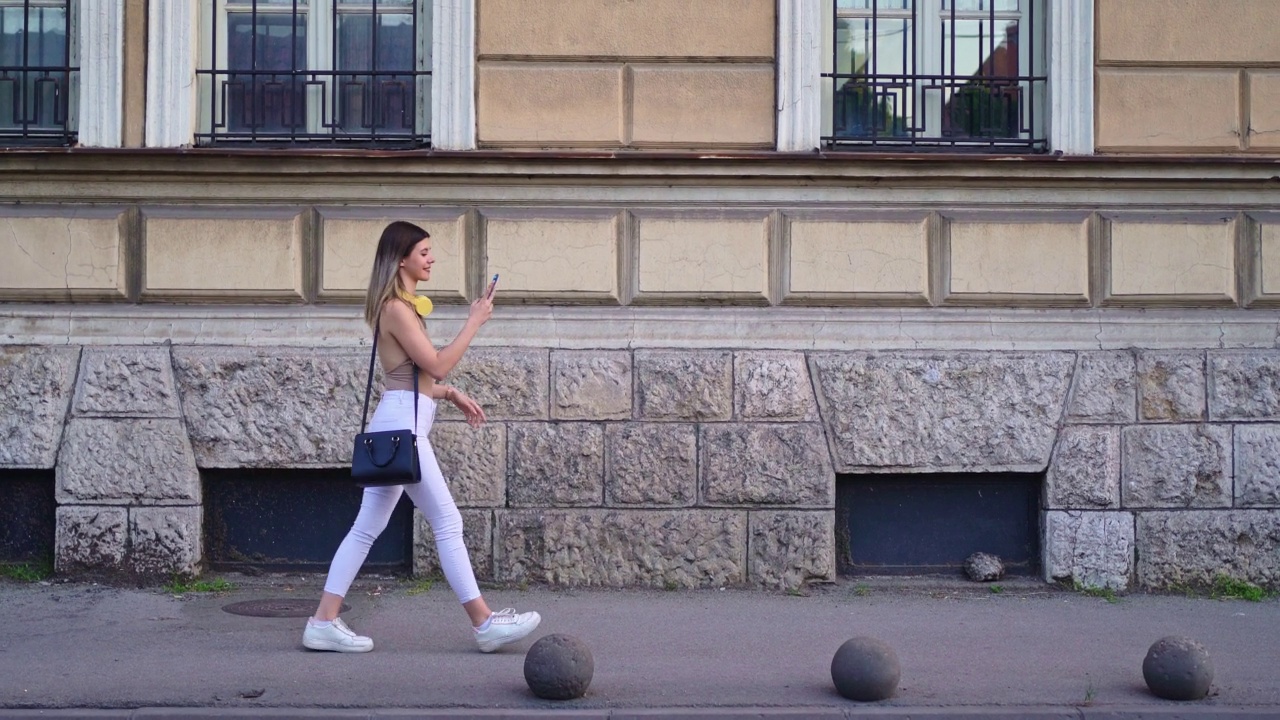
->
<box><xmin>823</xmin><ymin>0</ymin><xmax>1046</xmax><ymax>152</ymax></box>
<box><xmin>198</xmin><ymin>0</ymin><xmax>430</xmax><ymax>146</ymax></box>
<box><xmin>0</xmin><ymin>0</ymin><xmax>77</xmax><ymax>145</ymax></box>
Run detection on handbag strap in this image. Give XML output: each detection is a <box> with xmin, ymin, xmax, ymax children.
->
<box><xmin>360</xmin><ymin>317</ymin><xmax>418</xmax><ymax>435</ymax></box>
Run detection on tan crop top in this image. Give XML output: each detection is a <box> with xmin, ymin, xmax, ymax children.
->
<box><xmin>383</xmin><ymin>357</ymin><xmax>419</xmax><ymax>391</ymax></box>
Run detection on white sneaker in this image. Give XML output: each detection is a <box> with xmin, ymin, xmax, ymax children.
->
<box><xmin>302</xmin><ymin>617</ymin><xmax>374</xmax><ymax>653</ymax></box>
<box><xmin>474</xmin><ymin>608</ymin><xmax>541</xmax><ymax>653</ymax></box>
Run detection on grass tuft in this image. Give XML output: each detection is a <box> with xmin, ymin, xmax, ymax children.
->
<box><xmin>1073</xmin><ymin>580</ymin><xmax>1119</xmax><ymax>604</ymax></box>
<box><xmin>0</xmin><ymin>560</ymin><xmax>53</xmax><ymax>583</ymax></box>
<box><xmin>1211</xmin><ymin>574</ymin><xmax>1270</xmax><ymax>602</ymax></box>
<box><xmin>404</xmin><ymin>577</ymin><xmax>435</xmax><ymax>596</ymax></box>
<box><xmin>164</xmin><ymin>576</ymin><xmax>234</xmax><ymax>594</ymax></box>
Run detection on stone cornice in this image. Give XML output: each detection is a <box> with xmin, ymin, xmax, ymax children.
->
<box><xmin>0</xmin><ymin>151</ymin><xmax>1278</xmax><ymax>187</ymax></box>
<box><xmin>4</xmin><ymin>304</ymin><xmax>1278</xmax><ymax>351</ymax></box>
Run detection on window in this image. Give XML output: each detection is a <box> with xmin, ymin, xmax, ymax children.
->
<box><xmin>821</xmin><ymin>0</ymin><xmax>1046</xmax><ymax>152</ymax></box>
<box><xmin>197</xmin><ymin>0</ymin><xmax>431</xmax><ymax>146</ymax></box>
<box><xmin>0</xmin><ymin>0</ymin><xmax>77</xmax><ymax>145</ymax></box>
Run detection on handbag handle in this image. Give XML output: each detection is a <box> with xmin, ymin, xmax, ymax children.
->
<box><xmin>360</xmin><ymin>317</ymin><xmax>418</xmax><ymax>435</ymax></box>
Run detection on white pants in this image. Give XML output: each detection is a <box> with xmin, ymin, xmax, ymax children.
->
<box><xmin>323</xmin><ymin>390</ymin><xmax>481</xmax><ymax>604</ymax></box>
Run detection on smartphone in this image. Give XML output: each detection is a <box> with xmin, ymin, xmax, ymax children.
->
<box><xmin>486</xmin><ymin>273</ymin><xmax>499</xmax><ymax>298</ymax></box>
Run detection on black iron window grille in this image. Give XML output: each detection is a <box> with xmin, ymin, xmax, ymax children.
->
<box><xmin>823</xmin><ymin>0</ymin><xmax>1047</xmax><ymax>152</ymax></box>
<box><xmin>0</xmin><ymin>0</ymin><xmax>77</xmax><ymax>146</ymax></box>
<box><xmin>197</xmin><ymin>0</ymin><xmax>430</xmax><ymax>146</ymax></box>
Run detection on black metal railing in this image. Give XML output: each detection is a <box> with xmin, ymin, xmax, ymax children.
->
<box><xmin>0</xmin><ymin>0</ymin><xmax>77</xmax><ymax>146</ymax></box>
<box><xmin>823</xmin><ymin>0</ymin><xmax>1047</xmax><ymax>152</ymax></box>
<box><xmin>196</xmin><ymin>0</ymin><xmax>429</xmax><ymax>146</ymax></box>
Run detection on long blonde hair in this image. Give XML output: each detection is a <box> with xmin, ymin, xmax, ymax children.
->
<box><xmin>364</xmin><ymin>221</ymin><xmax>430</xmax><ymax>328</ymax></box>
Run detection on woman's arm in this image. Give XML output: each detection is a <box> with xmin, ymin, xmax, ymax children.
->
<box><xmin>429</xmin><ymin>383</ymin><xmax>457</xmax><ymax>401</ymax></box>
<box><xmin>382</xmin><ymin>297</ymin><xmax>492</xmax><ymax>381</ymax></box>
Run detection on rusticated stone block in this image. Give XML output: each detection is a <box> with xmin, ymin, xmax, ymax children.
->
<box><xmin>701</xmin><ymin>424</ymin><xmax>833</xmax><ymax>506</ymax></box>
<box><xmin>1122</xmin><ymin>425</ymin><xmax>1231</xmax><ymax>508</ymax></box>
<box><xmin>1138</xmin><ymin>352</ymin><xmax>1206</xmax><ymax>422</ymax></box>
<box><xmin>1044</xmin><ymin>510</ymin><xmax>1135</xmax><ymax>591</ymax></box>
<box><xmin>172</xmin><ymin>348</ymin><xmax>366</xmax><ymax>467</ymax></box>
<box><xmin>495</xmin><ymin>509</ymin><xmax>747</xmax><ymax>588</ymax></box>
<box><xmin>636</xmin><ymin>350</ymin><xmax>732</xmax><ymax>421</ymax></box>
<box><xmin>129</xmin><ymin>506</ymin><xmax>202</xmax><ymax>576</ymax></box>
<box><xmin>1234</xmin><ymin>425</ymin><xmax>1280</xmax><ymax>507</ymax></box>
<box><xmin>72</xmin><ymin>347</ymin><xmax>179</xmax><ymax>418</ymax></box>
<box><xmin>734</xmin><ymin>351</ymin><xmax>818</xmax><ymax>421</ymax></box>
<box><xmin>551</xmin><ymin>350</ymin><xmax>631</xmax><ymax>420</ymax></box>
<box><xmin>810</xmin><ymin>352</ymin><xmax>1073</xmax><ymax>472</ymax></box>
<box><xmin>605</xmin><ymin>423</ymin><xmax>696</xmax><ymax>506</ymax></box>
<box><xmin>0</xmin><ymin>346</ymin><xmax>79</xmax><ymax>468</ymax></box>
<box><xmin>439</xmin><ymin>348</ymin><xmax>549</xmax><ymax>421</ymax></box>
<box><xmin>1209</xmin><ymin>352</ymin><xmax>1280</xmax><ymax>420</ymax></box>
<box><xmin>508</xmin><ymin>423</ymin><xmax>603</xmax><ymax>506</ymax></box>
<box><xmin>1046</xmin><ymin>426</ymin><xmax>1121</xmax><ymax>509</ymax></box>
<box><xmin>1136</xmin><ymin>511</ymin><xmax>1280</xmax><ymax>589</ymax></box>
<box><xmin>748</xmin><ymin>511</ymin><xmax>834</xmax><ymax>590</ymax></box>
<box><xmin>55</xmin><ymin>506</ymin><xmax>127</xmax><ymax>572</ymax></box>
<box><xmin>429</xmin><ymin>423</ymin><xmax>505</xmax><ymax>507</ymax></box>
<box><xmin>56</xmin><ymin>418</ymin><xmax>200</xmax><ymax>504</ymax></box>
<box><xmin>414</xmin><ymin>508</ymin><xmax>493</xmax><ymax>581</ymax></box>
<box><xmin>1067</xmin><ymin>351</ymin><xmax>1136</xmax><ymax>423</ymax></box>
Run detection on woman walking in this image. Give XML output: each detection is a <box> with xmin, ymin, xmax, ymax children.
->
<box><xmin>303</xmin><ymin>221</ymin><xmax>540</xmax><ymax>653</ymax></box>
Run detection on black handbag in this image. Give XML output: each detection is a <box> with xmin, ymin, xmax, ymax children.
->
<box><xmin>351</xmin><ymin>320</ymin><xmax>422</xmax><ymax>487</ymax></box>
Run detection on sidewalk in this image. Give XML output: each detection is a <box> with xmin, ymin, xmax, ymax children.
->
<box><xmin>3</xmin><ymin>574</ymin><xmax>1279</xmax><ymax>718</ymax></box>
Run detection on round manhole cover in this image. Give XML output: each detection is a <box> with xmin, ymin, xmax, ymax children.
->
<box><xmin>222</xmin><ymin>598</ymin><xmax>350</xmax><ymax>618</ymax></box>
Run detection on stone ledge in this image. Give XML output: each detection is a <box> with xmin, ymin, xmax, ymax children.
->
<box><xmin>5</xmin><ymin>305</ymin><xmax>1280</xmax><ymax>351</ymax></box>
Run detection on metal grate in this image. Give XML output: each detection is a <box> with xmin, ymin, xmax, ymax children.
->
<box><xmin>196</xmin><ymin>0</ymin><xmax>430</xmax><ymax>147</ymax></box>
<box><xmin>0</xmin><ymin>0</ymin><xmax>78</xmax><ymax>146</ymax></box>
<box><xmin>823</xmin><ymin>0</ymin><xmax>1047</xmax><ymax>152</ymax></box>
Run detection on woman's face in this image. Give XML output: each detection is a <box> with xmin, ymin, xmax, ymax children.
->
<box><xmin>400</xmin><ymin>237</ymin><xmax>434</xmax><ymax>283</ymax></box>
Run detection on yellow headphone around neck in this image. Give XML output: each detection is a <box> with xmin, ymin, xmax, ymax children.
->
<box><xmin>397</xmin><ymin>288</ymin><xmax>433</xmax><ymax>317</ymax></box>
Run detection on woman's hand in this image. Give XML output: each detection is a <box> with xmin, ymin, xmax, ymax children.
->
<box><xmin>467</xmin><ymin>295</ymin><xmax>493</xmax><ymax>328</ymax></box>
<box><xmin>448</xmin><ymin>388</ymin><xmax>487</xmax><ymax>427</ymax></box>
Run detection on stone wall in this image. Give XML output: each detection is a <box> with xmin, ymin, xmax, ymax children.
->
<box><xmin>4</xmin><ymin>341</ymin><xmax>1279</xmax><ymax>592</ymax></box>
<box><xmin>1096</xmin><ymin>0</ymin><xmax>1279</xmax><ymax>153</ymax></box>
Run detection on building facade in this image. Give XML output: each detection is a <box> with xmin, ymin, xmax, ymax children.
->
<box><xmin>1</xmin><ymin>0</ymin><xmax>1278</xmax><ymax>591</ymax></box>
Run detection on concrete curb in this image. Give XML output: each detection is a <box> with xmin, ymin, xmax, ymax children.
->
<box><xmin>4</xmin><ymin>707</ymin><xmax>1280</xmax><ymax>720</ymax></box>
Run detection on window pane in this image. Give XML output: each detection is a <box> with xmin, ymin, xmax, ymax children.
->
<box><xmin>336</xmin><ymin>11</ymin><xmax>415</xmax><ymax>134</ymax></box>
<box><xmin>197</xmin><ymin>0</ymin><xmax>430</xmax><ymax>145</ymax></box>
<box><xmin>833</xmin><ymin>16</ymin><xmax>912</xmax><ymax>138</ymax></box>
<box><xmin>823</xmin><ymin>0</ymin><xmax>1046</xmax><ymax>150</ymax></box>
<box><xmin>225</xmin><ymin>12</ymin><xmax>307</xmax><ymax>133</ymax></box>
<box><xmin>0</xmin><ymin>4</ymin><xmax>73</xmax><ymax>134</ymax></box>
<box><xmin>944</xmin><ymin>1</ymin><xmax>1020</xmax><ymax>12</ymax></box>
<box><xmin>837</xmin><ymin>1</ymin><xmax>910</xmax><ymax>10</ymax></box>
<box><xmin>941</xmin><ymin>18</ymin><xmax>1021</xmax><ymax>138</ymax></box>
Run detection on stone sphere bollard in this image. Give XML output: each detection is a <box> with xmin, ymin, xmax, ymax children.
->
<box><xmin>523</xmin><ymin>633</ymin><xmax>594</xmax><ymax>700</ymax></box>
<box><xmin>830</xmin><ymin>637</ymin><xmax>900</xmax><ymax>701</ymax></box>
<box><xmin>1142</xmin><ymin>636</ymin><xmax>1214</xmax><ymax>701</ymax></box>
